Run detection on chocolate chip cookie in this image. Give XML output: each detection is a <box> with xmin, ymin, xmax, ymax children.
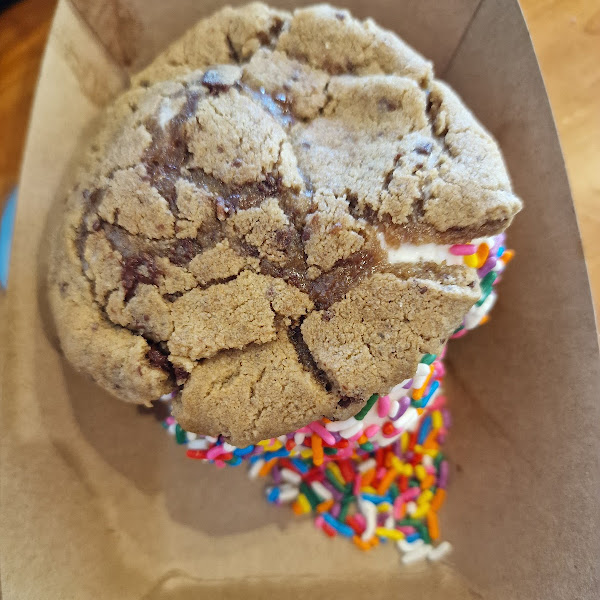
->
<box><xmin>48</xmin><ymin>3</ymin><xmax>521</xmax><ymax>445</ymax></box>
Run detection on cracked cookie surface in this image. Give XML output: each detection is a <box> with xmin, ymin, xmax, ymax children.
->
<box><xmin>48</xmin><ymin>3</ymin><xmax>520</xmax><ymax>445</ymax></box>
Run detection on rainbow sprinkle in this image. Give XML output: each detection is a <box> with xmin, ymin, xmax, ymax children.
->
<box><xmin>156</xmin><ymin>234</ymin><xmax>512</xmax><ymax>563</ymax></box>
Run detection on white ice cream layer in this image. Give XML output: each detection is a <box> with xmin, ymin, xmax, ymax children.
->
<box><xmin>378</xmin><ymin>232</ymin><xmax>497</xmax><ymax>266</ymax></box>
<box><xmin>378</xmin><ymin>234</ymin><xmax>464</xmax><ymax>266</ymax></box>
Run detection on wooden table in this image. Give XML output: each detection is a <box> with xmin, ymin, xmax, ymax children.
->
<box><xmin>1</xmin><ymin>0</ymin><xmax>599</xmax><ymax>315</ymax></box>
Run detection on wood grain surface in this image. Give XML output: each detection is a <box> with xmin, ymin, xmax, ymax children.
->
<box><xmin>1</xmin><ymin>0</ymin><xmax>599</xmax><ymax>316</ymax></box>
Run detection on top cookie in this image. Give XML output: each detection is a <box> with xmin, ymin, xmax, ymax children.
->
<box><xmin>48</xmin><ymin>3</ymin><xmax>521</xmax><ymax>445</ymax></box>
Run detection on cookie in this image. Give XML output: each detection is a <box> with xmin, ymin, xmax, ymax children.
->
<box><xmin>48</xmin><ymin>3</ymin><xmax>521</xmax><ymax>445</ymax></box>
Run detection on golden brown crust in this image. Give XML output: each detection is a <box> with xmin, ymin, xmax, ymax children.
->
<box><xmin>48</xmin><ymin>3</ymin><xmax>521</xmax><ymax>444</ymax></box>
<box><xmin>173</xmin><ymin>327</ymin><xmax>337</xmax><ymax>446</ymax></box>
<box><xmin>167</xmin><ymin>271</ymin><xmax>312</xmax><ymax>360</ymax></box>
<box><xmin>302</xmin><ymin>272</ymin><xmax>479</xmax><ymax>399</ymax></box>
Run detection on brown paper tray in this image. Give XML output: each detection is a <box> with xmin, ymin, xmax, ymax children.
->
<box><xmin>2</xmin><ymin>1</ymin><xmax>599</xmax><ymax>598</ymax></box>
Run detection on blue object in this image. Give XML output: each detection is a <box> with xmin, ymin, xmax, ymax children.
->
<box><xmin>262</xmin><ymin>447</ymin><xmax>289</xmax><ymax>461</ymax></box>
<box><xmin>417</xmin><ymin>415</ymin><xmax>433</xmax><ymax>445</ymax></box>
<box><xmin>0</xmin><ymin>188</ymin><xmax>17</xmax><ymax>290</ymax></box>
<box><xmin>361</xmin><ymin>493</ymin><xmax>392</xmax><ymax>505</ymax></box>
<box><xmin>412</xmin><ymin>380</ymin><xmax>440</xmax><ymax>409</ymax></box>
<box><xmin>233</xmin><ymin>445</ymin><xmax>254</xmax><ymax>457</ymax></box>
<box><xmin>322</xmin><ymin>512</ymin><xmax>354</xmax><ymax>537</ymax></box>
<box><xmin>291</xmin><ymin>457</ymin><xmax>309</xmax><ymax>473</ymax></box>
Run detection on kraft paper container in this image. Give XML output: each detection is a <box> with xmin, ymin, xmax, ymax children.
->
<box><xmin>1</xmin><ymin>1</ymin><xmax>599</xmax><ymax>598</ymax></box>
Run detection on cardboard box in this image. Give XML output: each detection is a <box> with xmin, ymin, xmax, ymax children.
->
<box><xmin>2</xmin><ymin>0</ymin><xmax>599</xmax><ymax>597</ymax></box>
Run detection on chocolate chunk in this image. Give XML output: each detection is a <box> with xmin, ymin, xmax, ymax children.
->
<box><xmin>256</xmin><ymin>173</ymin><xmax>281</xmax><ymax>197</ymax></box>
<box><xmin>274</xmin><ymin>227</ymin><xmax>294</xmax><ymax>248</ymax></box>
<box><xmin>269</xmin><ymin>18</ymin><xmax>284</xmax><ymax>37</ymax></box>
<box><xmin>146</xmin><ymin>346</ymin><xmax>171</xmax><ymax>371</ymax></box>
<box><xmin>141</xmin><ymin>91</ymin><xmax>201</xmax><ymax>214</ymax></box>
<box><xmin>163</xmin><ymin>292</ymin><xmax>183</xmax><ymax>303</ymax></box>
<box><xmin>168</xmin><ymin>238</ymin><xmax>201</xmax><ymax>266</ymax></box>
<box><xmin>241</xmin><ymin>242</ymin><xmax>261</xmax><ymax>258</ymax></box>
<box><xmin>122</xmin><ymin>253</ymin><xmax>162</xmax><ymax>300</ymax></box>
<box><xmin>256</xmin><ymin>31</ymin><xmax>271</xmax><ymax>46</ymax></box>
<box><xmin>173</xmin><ymin>366</ymin><xmax>190</xmax><ymax>383</ymax></box>
<box><xmin>337</xmin><ymin>396</ymin><xmax>360</xmax><ymax>408</ymax></box>
<box><xmin>89</xmin><ymin>189</ymin><xmax>104</xmax><ymax>206</ymax></box>
<box><xmin>309</xmin><ymin>246</ymin><xmax>384</xmax><ymax>310</ymax></box>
